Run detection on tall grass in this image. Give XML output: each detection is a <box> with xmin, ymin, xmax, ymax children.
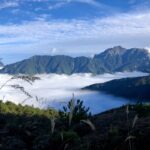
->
<box><xmin>0</xmin><ymin>75</ymin><xmax>40</xmax><ymax>104</ymax></box>
<box><xmin>81</xmin><ymin>119</ymin><xmax>96</xmax><ymax>131</ymax></box>
<box><xmin>50</xmin><ymin>116</ymin><xmax>56</xmax><ymax>134</ymax></box>
<box><xmin>68</xmin><ymin>94</ymin><xmax>75</xmax><ymax>127</ymax></box>
<box><xmin>125</xmin><ymin>105</ymin><xmax>138</xmax><ymax>150</ymax></box>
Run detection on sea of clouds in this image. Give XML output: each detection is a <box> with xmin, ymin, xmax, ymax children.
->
<box><xmin>0</xmin><ymin>72</ymin><xmax>148</xmax><ymax>113</ymax></box>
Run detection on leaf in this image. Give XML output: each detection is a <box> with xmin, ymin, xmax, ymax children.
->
<box><xmin>60</xmin><ymin>132</ymin><xmax>64</xmax><ymax>141</ymax></box>
<box><xmin>81</xmin><ymin>119</ymin><xmax>96</xmax><ymax>131</ymax></box>
<box><xmin>125</xmin><ymin>135</ymin><xmax>136</xmax><ymax>142</ymax></box>
<box><xmin>68</xmin><ymin>94</ymin><xmax>75</xmax><ymax>127</ymax></box>
<box><xmin>132</xmin><ymin>114</ymin><xmax>138</xmax><ymax>128</ymax></box>
<box><xmin>50</xmin><ymin>117</ymin><xmax>56</xmax><ymax>134</ymax></box>
<box><xmin>64</xmin><ymin>143</ymin><xmax>69</xmax><ymax>150</ymax></box>
<box><xmin>126</xmin><ymin>105</ymin><xmax>129</xmax><ymax>114</ymax></box>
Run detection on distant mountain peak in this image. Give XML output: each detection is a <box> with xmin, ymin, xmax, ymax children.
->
<box><xmin>105</xmin><ymin>46</ymin><xmax>126</xmax><ymax>55</ymax></box>
<box><xmin>94</xmin><ymin>46</ymin><xmax>126</xmax><ymax>59</ymax></box>
<box><xmin>111</xmin><ymin>46</ymin><xmax>125</xmax><ymax>50</ymax></box>
<box><xmin>0</xmin><ymin>46</ymin><xmax>150</xmax><ymax>75</ymax></box>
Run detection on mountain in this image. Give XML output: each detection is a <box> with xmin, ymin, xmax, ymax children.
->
<box><xmin>0</xmin><ymin>55</ymin><xmax>106</xmax><ymax>75</ymax></box>
<box><xmin>0</xmin><ymin>46</ymin><xmax>150</xmax><ymax>75</ymax></box>
<box><xmin>84</xmin><ymin>75</ymin><xmax>150</xmax><ymax>100</ymax></box>
<box><xmin>94</xmin><ymin>46</ymin><xmax>150</xmax><ymax>72</ymax></box>
<box><xmin>0</xmin><ymin>59</ymin><xmax>4</xmax><ymax>69</ymax></box>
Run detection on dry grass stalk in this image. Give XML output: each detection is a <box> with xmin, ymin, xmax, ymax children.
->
<box><xmin>125</xmin><ymin>135</ymin><xmax>136</xmax><ymax>142</ymax></box>
<box><xmin>132</xmin><ymin>114</ymin><xmax>138</xmax><ymax>128</ymax></box>
<box><xmin>68</xmin><ymin>94</ymin><xmax>75</xmax><ymax>127</ymax></box>
<box><xmin>50</xmin><ymin>117</ymin><xmax>56</xmax><ymax>134</ymax></box>
<box><xmin>81</xmin><ymin>119</ymin><xmax>96</xmax><ymax>131</ymax></box>
<box><xmin>0</xmin><ymin>75</ymin><xmax>40</xmax><ymax>105</ymax></box>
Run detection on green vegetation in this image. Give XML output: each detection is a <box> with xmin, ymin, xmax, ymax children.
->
<box><xmin>0</xmin><ymin>100</ymin><xmax>57</xmax><ymax>117</ymax></box>
<box><xmin>0</xmin><ymin>99</ymin><xmax>93</xmax><ymax>150</ymax></box>
<box><xmin>134</xmin><ymin>103</ymin><xmax>150</xmax><ymax>117</ymax></box>
<box><xmin>84</xmin><ymin>75</ymin><xmax>150</xmax><ymax>100</ymax></box>
<box><xmin>0</xmin><ymin>100</ymin><xmax>150</xmax><ymax>150</ymax></box>
<box><xmin>59</xmin><ymin>98</ymin><xmax>91</xmax><ymax>127</ymax></box>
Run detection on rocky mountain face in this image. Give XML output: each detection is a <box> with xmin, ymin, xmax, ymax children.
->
<box><xmin>94</xmin><ymin>46</ymin><xmax>150</xmax><ymax>72</ymax></box>
<box><xmin>0</xmin><ymin>46</ymin><xmax>150</xmax><ymax>74</ymax></box>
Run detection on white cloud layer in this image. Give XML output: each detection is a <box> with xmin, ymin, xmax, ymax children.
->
<box><xmin>67</xmin><ymin>0</ymin><xmax>103</xmax><ymax>7</ymax></box>
<box><xmin>0</xmin><ymin>72</ymin><xmax>148</xmax><ymax>113</ymax></box>
<box><xmin>0</xmin><ymin>1</ymin><xmax>19</xmax><ymax>10</ymax></box>
<box><xmin>145</xmin><ymin>47</ymin><xmax>150</xmax><ymax>54</ymax></box>
<box><xmin>1</xmin><ymin>9</ymin><xmax>150</xmax><ymax>63</ymax></box>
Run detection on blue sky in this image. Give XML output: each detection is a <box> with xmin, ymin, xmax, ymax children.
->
<box><xmin>0</xmin><ymin>0</ymin><xmax>150</xmax><ymax>64</ymax></box>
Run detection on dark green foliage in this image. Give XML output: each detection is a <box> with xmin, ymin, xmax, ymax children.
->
<box><xmin>32</xmin><ymin>131</ymin><xmax>80</xmax><ymax>150</ymax></box>
<box><xmin>0</xmin><ymin>100</ymin><xmax>150</xmax><ymax>150</ymax></box>
<box><xmin>61</xmin><ymin>131</ymin><xmax>79</xmax><ymax>141</ymax></box>
<box><xmin>108</xmin><ymin>125</ymin><xmax>119</xmax><ymax>137</ymax></box>
<box><xmin>58</xmin><ymin>99</ymin><xmax>93</xmax><ymax>138</ymax></box>
<box><xmin>59</xmin><ymin>99</ymin><xmax>91</xmax><ymax>127</ymax></box>
<box><xmin>0</xmin><ymin>100</ymin><xmax>57</xmax><ymax>117</ymax></box>
<box><xmin>0</xmin><ymin>100</ymin><xmax>91</xmax><ymax>150</ymax></box>
<box><xmin>84</xmin><ymin>75</ymin><xmax>150</xmax><ymax>100</ymax></box>
<box><xmin>134</xmin><ymin>103</ymin><xmax>150</xmax><ymax>117</ymax></box>
<box><xmin>1</xmin><ymin>46</ymin><xmax>150</xmax><ymax>75</ymax></box>
<box><xmin>0</xmin><ymin>101</ymin><xmax>57</xmax><ymax>150</ymax></box>
<box><xmin>1</xmin><ymin>136</ymin><xmax>27</xmax><ymax>150</ymax></box>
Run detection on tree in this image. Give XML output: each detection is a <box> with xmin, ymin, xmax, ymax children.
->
<box><xmin>59</xmin><ymin>97</ymin><xmax>91</xmax><ymax>127</ymax></box>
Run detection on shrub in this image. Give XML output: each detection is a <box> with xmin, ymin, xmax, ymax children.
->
<box><xmin>134</xmin><ymin>103</ymin><xmax>150</xmax><ymax>117</ymax></box>
<box><xmin>59</xmin><ymin>99</ymin><xmax>91</xmax><ymax>128</ymax></box>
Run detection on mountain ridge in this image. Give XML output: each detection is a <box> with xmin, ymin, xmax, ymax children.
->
<box><xmin>0</xmin><ymin>46</ymin><xmax>150</xmax><ymax>75</ymax></box>
<box><xmin>84</xmin><ymin>75</ymin><xmax>150</xmax><ymax>100</ymax></box>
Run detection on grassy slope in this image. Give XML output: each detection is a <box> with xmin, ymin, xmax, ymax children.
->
<box><xmin>0</xmin><ymin>101</ymin><xmax>150</xmax><ymax>150</ymax></box>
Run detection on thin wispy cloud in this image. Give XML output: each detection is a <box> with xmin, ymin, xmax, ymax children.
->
<box><xmin>68</xmin><ymin>0</ymin><xmax>102</xmax><ymax>7</ymax></box>
<box><xmin>0</xmin><ymin>10</ymin><xmax>150</xmax><ymax>62</ymax></box>
<box><xmin>47</xmin><ymin>0</ymin><xmax>107</xmax><ymax>11</ymax></box>
<box><xmin>0</xmin><ymin>1</ymin><xmax>19</xmax><ymax>10</ymax></box>
<box><xmin>48</xmin><ymin>2</ymin><xmax>66</xmax><ymax>10</ymax></box>
<box><xmin>0</xmin><ymin>0</ymin><xmax>150</xmax><ymax>63</ymax></box>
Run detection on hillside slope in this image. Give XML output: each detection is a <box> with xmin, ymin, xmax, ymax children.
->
<box><xmin>0</xmin><ymin>59</ymin><xmax>4</xmax><ymax>68</ymax></box>
<box><xmin>0</xmin><ymin>101</ymin><xmax>150</xmax><ymax>150</ymax></box>
<box><xmin>84</xmin><ymin>75</ymin><xmax>150</xmax><ymax>100</ymax></box>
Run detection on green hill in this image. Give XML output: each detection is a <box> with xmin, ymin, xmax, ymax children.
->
<box><xmin>84</xmin><ymin>75</ymin><xmax>150</xmax><ymax>100</ymax></box>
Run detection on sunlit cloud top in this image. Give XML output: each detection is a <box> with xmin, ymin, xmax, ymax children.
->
<box><xmin>0</xmin><ymin>0</ymin><xmax>150</xmax><ymax>64</ymax></box>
